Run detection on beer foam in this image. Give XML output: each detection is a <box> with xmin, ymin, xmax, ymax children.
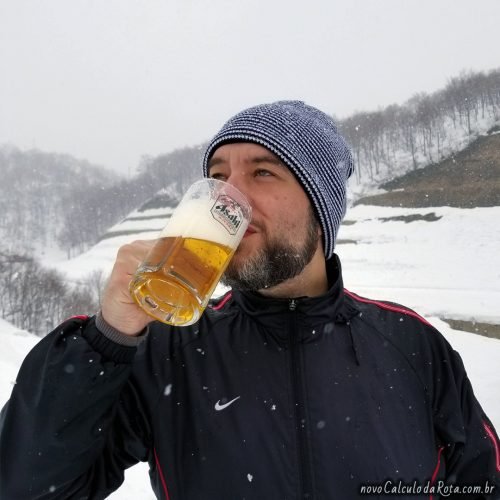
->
<box><xmin>160</xmin><ymin>197</ymin><xmax>248</xmax><ymax>246</ymax></box>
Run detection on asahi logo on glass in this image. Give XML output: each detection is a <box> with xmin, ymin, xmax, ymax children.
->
<box><xmin>211</xmin><ymin>195</ymin><xmax>244</xmax><ymax>235</ymax></box>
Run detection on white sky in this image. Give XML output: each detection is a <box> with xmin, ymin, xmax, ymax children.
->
<box><xmin>1</xmin><ymin>0</ymin><xmax>499</xmax><ymax>175</ymax></box>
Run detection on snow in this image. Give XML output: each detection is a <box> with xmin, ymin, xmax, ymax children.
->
<box><xmin>1</xmin><ymin>204</ymin><xmax>499</xmax><ymax>498</ymax></box>
<box><xmin>337</xmin><ymin>205</ymin><xmax>500</xmax><ymax>323</ymax></box>
<box><xmin>0</xmin><ymin>318</ymin><xmax>38</xmax><ymax>404</ymax></box>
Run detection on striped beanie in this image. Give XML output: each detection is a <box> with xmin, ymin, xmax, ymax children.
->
<box><xmin>202</xmin><ymin>100</ymin><xmax>354</xmax><ymax>260</ymax></box>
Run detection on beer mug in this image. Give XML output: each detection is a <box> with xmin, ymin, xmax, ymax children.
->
<box><xmin>129</xmin><ymin>179</ymin><xmax>252</xmax><ymax>326</ymax></box>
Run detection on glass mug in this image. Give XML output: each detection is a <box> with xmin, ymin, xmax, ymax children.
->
<box><xmin>129</xmin><ymin>179</ymin><xmax>252</xmax><ymax>326</ymax></box>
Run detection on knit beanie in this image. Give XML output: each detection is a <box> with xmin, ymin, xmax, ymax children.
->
<box><xmin>202</xmin><ymin>100</ymin><xmax>354</xmax><ymax>259</ymax></box>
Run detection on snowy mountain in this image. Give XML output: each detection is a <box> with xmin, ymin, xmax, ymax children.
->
<box><xmin>0</xmin><ymin>146</ymin><xmax>121</xmax><ymax>258</ymax></box>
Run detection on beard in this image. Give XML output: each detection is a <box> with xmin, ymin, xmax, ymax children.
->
<box><xmin>221</xmin><ymin>208</ymin><xmax>320</xmax><ymax>292</ymax></box>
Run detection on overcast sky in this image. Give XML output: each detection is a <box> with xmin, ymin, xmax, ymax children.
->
<box><xmin>1</xmin><ymin>0</ymin><xmax>499</xmax><ymax>175</ymax></box>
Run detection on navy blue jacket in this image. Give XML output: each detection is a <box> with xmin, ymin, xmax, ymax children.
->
<box><xmin>1</xmin><ymin>256</ymin><xmax>499</xmax><ymax>499</ymax></box>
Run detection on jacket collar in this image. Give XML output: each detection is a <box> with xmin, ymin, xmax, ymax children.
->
<box><xmin>230</xmin><ymin>254</ymin><xmax>359</xmax><ymax>332</ymax></box>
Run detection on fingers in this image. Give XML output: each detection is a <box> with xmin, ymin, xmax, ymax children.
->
<box><xmin>100</xmin><ymin>239</ymin><xmax>159</xmax><ymax>336</ymax></box>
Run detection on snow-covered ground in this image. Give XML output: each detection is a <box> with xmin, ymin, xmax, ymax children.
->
<box><xmin>2</xmin><ymin>204</ymin><xmax>499</xmax><ymax>498</ymax></box>
<box><xmin>337</xmin><ymin>205</ymin><xmax>500</xmax><ymax>323</ymax></box>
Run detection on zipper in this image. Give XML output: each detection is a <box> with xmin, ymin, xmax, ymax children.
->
<box><xmin>288</xmin><ymin>298</ymin><xmax>315</xmax><ymax>499</ymax></box>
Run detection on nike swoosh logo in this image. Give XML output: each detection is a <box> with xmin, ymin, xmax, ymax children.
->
<box><xmin>214</xmin><ymin>396</ymin><xmax>241</xmax><ymax>411</ymax></box>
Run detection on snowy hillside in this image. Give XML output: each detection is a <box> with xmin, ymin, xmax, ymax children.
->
<box><xmin>337</xmin><ymin>205</ymin><xmax>500</xmax><ymax>324</ymax></box>
<box><xmin>0</xmin><ymin>318</ymin><xmax>38</xmax><ymax>405</ymax></box>
<box><xmin>346</xmin><ymin>114</ymin><xmax>500</xmax><ymax>201</ymax></box>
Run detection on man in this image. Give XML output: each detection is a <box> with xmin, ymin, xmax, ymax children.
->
<box><xmin>1</xmin><ymin>101</ymin><xmax>499</xmax><ymax>499</ymax></box>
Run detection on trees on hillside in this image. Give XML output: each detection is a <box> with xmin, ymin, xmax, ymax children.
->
<box><xmin>338</xmin><ymin>68</ymin><xmax>500</xmax><ymax>185</ymax></box>
<box><xmin>0</xmin><ymin>147</ymin><xmax>120</xmax><ymax>255</ymax></box>
<box><xmin>0</xmin><ymin>249</ymin><xmax>101</xmax><ymax>336</ymax></box>
<box><xmin>138</xmin><ymin>144</ymin><xmax>205</xmax><ymax>195</ymax></box>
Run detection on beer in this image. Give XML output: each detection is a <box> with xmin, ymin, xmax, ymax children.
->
<box><xmin>129</xmin><ymin>179</ymin><xmax>251</xmax><ymax>326</ymax></box>
<box><xmin>129</xmin><ymin>236</ymin><xmax>234</xmax><ymax>325</ymax></box>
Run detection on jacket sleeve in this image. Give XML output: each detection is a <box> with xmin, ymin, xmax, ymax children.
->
<box><xmin>0</xmin><ymin>315</ymin><xmax>153</xmax><ymax>500</ymax></box>
<box><xmin>430</xmin><ymin>331</ymin><xmax>500</xmax><ymax>497</ymax></box>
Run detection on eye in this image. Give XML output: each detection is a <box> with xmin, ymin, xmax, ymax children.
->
<box><xmin>209</xmin><ymin>171</ymin><xmax>227</xmax><ymax>181</ymax></box>
<box><xmin>255</xmin><ymin>169</ymin><xmax>273</xmax><ymax>177</ymax></box>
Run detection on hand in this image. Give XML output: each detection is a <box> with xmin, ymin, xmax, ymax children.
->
<box><xmin>100</xmin><ymin>240</ymin><xmax>157</xmax><ymax>336</ymax></box>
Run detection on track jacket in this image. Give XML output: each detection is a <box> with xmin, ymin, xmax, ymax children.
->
<box><xmin>1</xmin><ymin>256</ymin><xmax>499</xmax><ymax>499</ymax></box>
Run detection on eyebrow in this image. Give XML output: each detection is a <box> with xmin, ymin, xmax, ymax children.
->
<box><xmin>250</xmin><ymin>154</ymin><xmax>286</xmax><ymax>168</ymax></box>
<box><xmin>208</xmin><ymin>153</ymin><xmax>286</xmax><ymax>170</ymax></box>
<box><xmin>207</xmin><ymin>157</ymin><xmax>225</xmax><ymax>170</ymax></box>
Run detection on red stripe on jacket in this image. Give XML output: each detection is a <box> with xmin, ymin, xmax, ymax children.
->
<box><xmin>211</xmin><ymin>291</ymin><xmax>233</xmax><ymax>311</ymax></box>
<box><xmin>429</xmin><ymin>446</ymin><xmax>444</xmax><ymax>500</ymax></box>
<box><xmin>484</xmin><ymin>421</ymin><xmax>500</xmax><ymax>472</ymax></box>
<box><xmin>344</xmin><ymin>289</ymin><xmax>433</xmax><ymax>327</ymax></box>
<box><xmin>154</xmin><ymin>448</ymin><xmax>171</xmax><ymax>500</ymax></box>
<box><xmin>66</xmin><ymin>315</ymin><xmax>89</xmax><ymax>321</ymax></box>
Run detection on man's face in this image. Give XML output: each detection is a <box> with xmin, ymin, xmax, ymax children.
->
<box><xmin>207</xmin><ymin>143</ymin><xmax>322</xmax><ymax>291</ymax></box>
